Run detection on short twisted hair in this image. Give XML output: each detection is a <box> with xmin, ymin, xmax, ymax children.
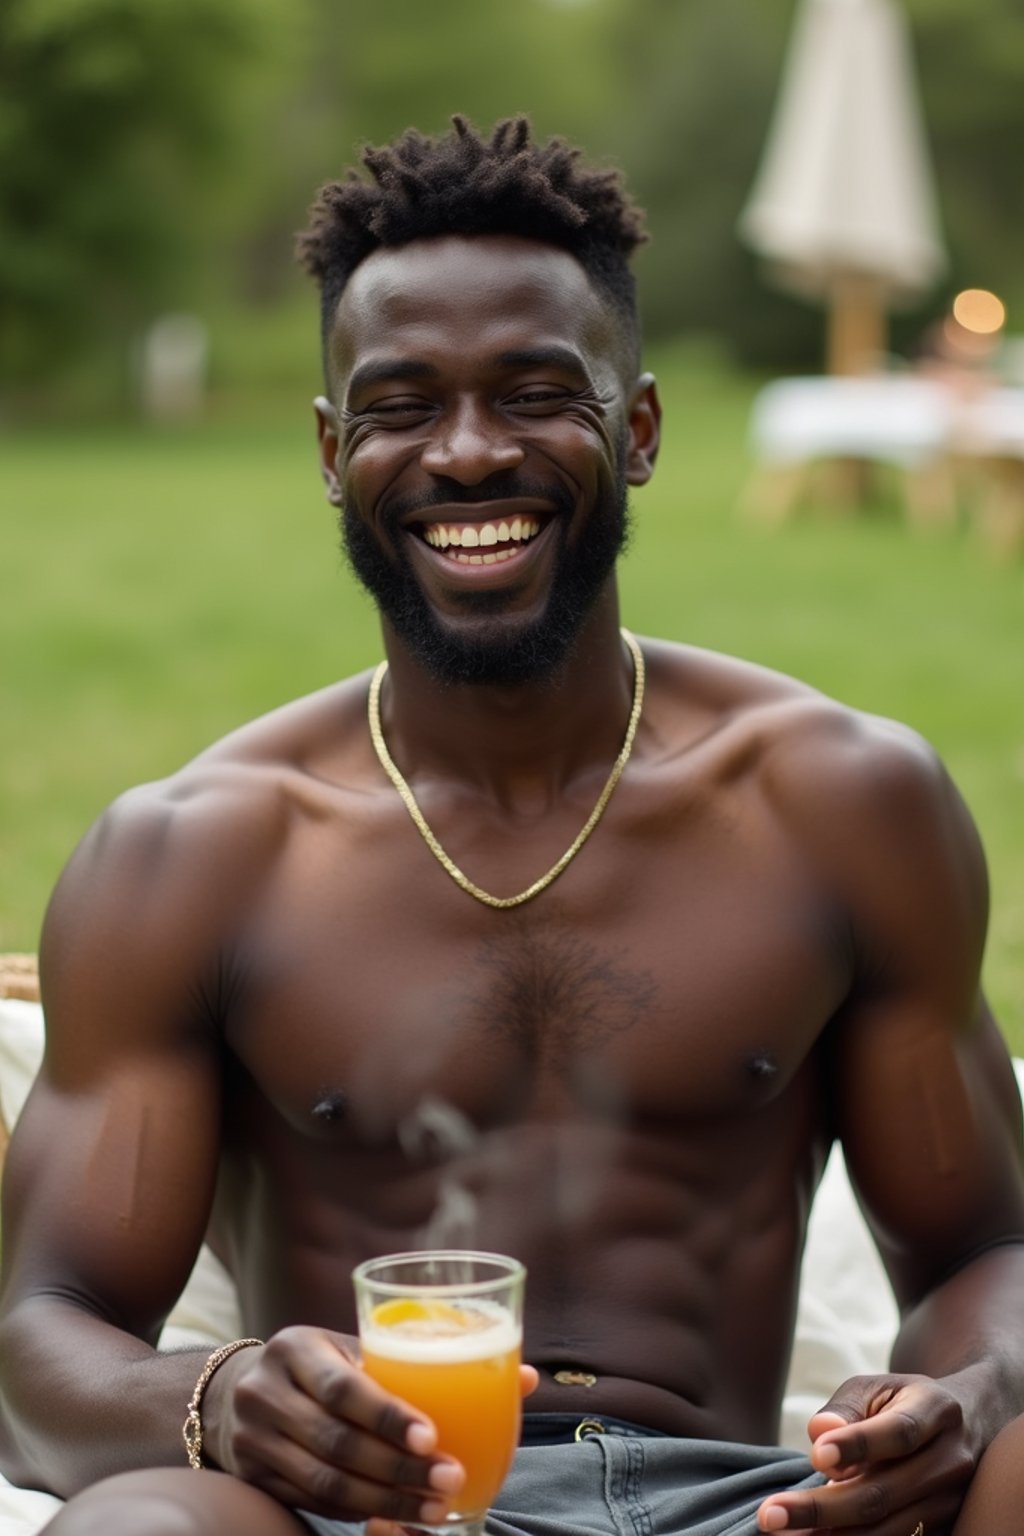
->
<box><xmin>298</xmin><ymin>115</ymin><xmax>647</xmax><ymax>373</ymax></box>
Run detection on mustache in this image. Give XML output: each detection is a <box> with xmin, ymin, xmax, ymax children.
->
<box><xmin>383</xmin><ymin>474</ymin><xmax>574</xmax><ymax>524</ymax></box>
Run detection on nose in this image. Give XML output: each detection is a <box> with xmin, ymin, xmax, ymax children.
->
<box><xmin>419</xmin><ymin>398</ymin><xmax>525</xmax><ymax>484</ymax></box>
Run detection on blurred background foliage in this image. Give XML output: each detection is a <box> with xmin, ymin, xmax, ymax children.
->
<box><xmin>3</xmin><ymin>0</ymin><xmax>1024</xmax><ymax>407</ymax></box>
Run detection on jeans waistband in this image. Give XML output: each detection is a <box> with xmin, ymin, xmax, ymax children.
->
<box><xmin>519</xmin><ymin>1412</ymin><xmax>670</xmax><ymax>1446</ymax></box>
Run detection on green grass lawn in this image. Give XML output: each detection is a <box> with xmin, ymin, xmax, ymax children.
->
<box><xmin>2</xmin><ymin>341</ymin><xmax>1022</xmax><ymax>1046</ymax></box>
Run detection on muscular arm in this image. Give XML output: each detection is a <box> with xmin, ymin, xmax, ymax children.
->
<box><xmin>869</xmin><ymin>993</ymin><xmax>1024</xmax><ymax>1384</ymax></box>
<box><xmin>760</xmin><ymin>709</ymin><xmax>1024</xmax><ymax>1531</ymax></box>
<box><xmin>834</xmin><ymin>737</ymin><xmax>1024</xmax><ymax>1419</ymax></box>
<box><xmin>0</xmin><ymin>788</ymin><xmax>230</xmax><ymax>1494</ymax></box>
<box><xmin>0</xmin><ymin>765</ymin><xmax>483</xmax><ymax>1522</ymax></box>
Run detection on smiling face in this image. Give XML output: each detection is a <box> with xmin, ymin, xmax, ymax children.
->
<box><xmin>317</xmin><ymin>235</ymin><xmax>660</xmax><ymax>685</ymax></box>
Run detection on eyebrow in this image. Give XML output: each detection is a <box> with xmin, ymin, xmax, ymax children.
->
<box><xmin>346</xmin><ymin>345</ymin><xmax>592</xmax><ymax>403</ymax></box>
<box><xmin>492</xmin><ymin>345</ymin><xmax>590</xmax><ymax>378</ymax></box>
<box><xmin>346</xmin><ymin>358</ymin><xmax>441</xmax><ymax>399</ymax></box>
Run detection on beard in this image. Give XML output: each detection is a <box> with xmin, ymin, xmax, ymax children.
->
<box><xmin>340</xmin><ymin>462</ymin><xmax>631</xmax><ymax>687</ymax></box>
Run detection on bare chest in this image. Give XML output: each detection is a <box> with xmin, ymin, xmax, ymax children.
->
<box><xmin>219</xmin><ymin>797</ymin><xmax>849</xmax><ymax>1147</ymax></box>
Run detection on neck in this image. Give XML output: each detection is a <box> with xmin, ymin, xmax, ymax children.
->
<box><xmin>376</xmin><ymin>598</ymin><xmax>634</xmax><ymax>807</ymax></box>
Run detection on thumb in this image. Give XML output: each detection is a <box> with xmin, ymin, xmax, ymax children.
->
<box><xmin>807</xmin><ymin>1408</ymin><xmax>850</xmax><ymax>1444</ymax></box>
<box><xmin>805</xmin><ymin>1408</ymin><xmax>862</xmax><ymax>1479</ymax></box>
<box><xmin>806</xmin><ymin>1377</ymin><xmax>900</xmax><ymax>1477</ymax></box>
<box><xmin>808</xmin><ymin>1374</ymin><xmax>894</xmax><ymax>1441</ymax></box>
<box><xmin>519</xmin><ymin>1365</ymin><xmax>540</xmax><ymax>1399</ymax></box>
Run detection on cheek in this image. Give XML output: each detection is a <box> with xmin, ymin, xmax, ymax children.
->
<box><xmin>530</xmin><ymin>417</ymin><xmax>614</xmax><ymax>483</ymax></box>
<box><xmin>342</xmin><ymin>436</ymin><xmax>419</xmax><ymax>505</ymax></box>
<box><xmin>343</xmin><ymin>433</ymin><xmax>394</xmax><ymax>474</ymax></box>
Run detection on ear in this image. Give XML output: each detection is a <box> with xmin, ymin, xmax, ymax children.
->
<box><xmin>314</xmin><ymin>396</ymin><xmax>344</xmax><ymax>507</ymax></box>
<box><xmin>624</xmin><ymin>373</ymin><xmax>661</xmax><ymax>486</ymax></box>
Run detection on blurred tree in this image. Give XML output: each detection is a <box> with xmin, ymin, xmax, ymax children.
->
<box><xmin>610</xmin><ymin>0</ymin><xmax>1024</xmax><ymax>366</ymax></box>
<box><xmin>906</xmin><ymin>0</ymin><xmax>1024</xmax><ymax>309</ymax></box>
<box><xmin>224</xmin><ymin>0</ymin><xmax>621</xmax><ymax>308</ymax></box>
<box><xmin>4</xmin><ymin>0</ymin><xmax>1022</xmax><ymax>395</ymax></box>
<box><xmin>600</xmin><ymin>0</ymin><xmax>817</xmax><ymax>364</ymax></box>
<box><xmin>0</xmin><ymin>0</ymin><xmax>295</xmax><ymax>394</ymax></box>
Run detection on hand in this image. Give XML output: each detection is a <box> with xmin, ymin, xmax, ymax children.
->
<box><xmin>757</xmin><ymin>1373</ymin><xmax>978</xmax><ymax>1534</ymax></box>
<box><xmin>205</xmin><ymin>1326</ymin><xmax>466</xmax><ymax>1524</ymax></box>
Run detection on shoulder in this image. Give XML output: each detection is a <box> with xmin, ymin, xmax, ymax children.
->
<box><xmin>644</xmin><ymin>637</ymin><xmax>987</xmax><ymax>979</ymax></box>
<box><xmin>40</xmin><ymin>673</ymin><xmax>374</xmax><ymax>1015</ymax></box>
<box><xmin>645</xmin><ymin>635</ymin><xmax>973</xmax><ymax>842</ymax></box>
<box><xmin>58</xmin><ymin>674</ymin><xmax>371</xmax><ymax>894</ymax></box>
<box><xmin>757</xmin><ymin>685</ymin><xmax>983</xmax><ymax>907</ymax></box>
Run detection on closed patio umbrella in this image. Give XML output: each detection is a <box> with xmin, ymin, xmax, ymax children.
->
<box><xmin>739</xmin><ymin>0</ymin><xmax>946</xmax><ymax>375</ymax></box>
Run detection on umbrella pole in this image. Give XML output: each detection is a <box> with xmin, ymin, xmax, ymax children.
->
<box><xmin>825</xmin><ymin>273</ymin><xmax>889</xmax><ymax>507</ymax></box>
<box><xmin>827</xmin><ymin>272</ymin><xmax>887</xmax><ymax>376</ymax></box>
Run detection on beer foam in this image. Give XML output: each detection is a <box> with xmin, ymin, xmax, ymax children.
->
<box><xmin>362</xmin><ymin>1306</ymin><xmax>521</xmax><ymax>1363</ymax></box>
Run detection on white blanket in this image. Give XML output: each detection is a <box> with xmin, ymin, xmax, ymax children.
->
<box><xmin>5</xmin><ymin>995</ymin><xmax>1011</xmax><ymax>1529</ymax></box>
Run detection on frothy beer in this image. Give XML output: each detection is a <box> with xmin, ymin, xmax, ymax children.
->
<box><xmin>361</xmin><ymin>1296</ymin><xmax>523</xmax><ymax>1522</ymax></box>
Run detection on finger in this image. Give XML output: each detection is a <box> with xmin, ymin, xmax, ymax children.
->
<box><xmin>520</xmin><ymin>1364</ymin><xmax>540</xmax><ymax>1398</ymax></box>
<box><xmin>757</xmin><ymin>1458</ymin><xmax>953</xmax><ymax>1533</ymax></box>
<box><xmin>248</xmin><ymin>1434</ymin><xmax>455</xmax><ymax>1525</ymax></box>
<box><xmin>807</xmin><ymin>1410</ymin><xmax>863</xmax><ymax>1480</ymax></box>
<box><xmin>275</xmin><ymin>1333</ymin><xmax>438</xmax><ymax>1455</ymax></box>
<box><xmin>807</xmin><ymin>1410</ymin><xmax>853</xmax><ymax>1441</ymax></box>
<box><xmin>812</xmin><ymin>1376</ymin><xmax>893</xmax><ymax>1424</ymax></box>
<box><xmin>366</xmin><ymin>1521</ymin><xmax>419</xmax><ymax>1536</ymax></box>
<box><xmin>255</xmin><ymin>1378</ymin><xmax>464</xmax><ymax>1495</ymax></box>
<box><xmin>758</xmin><ymin>1478</ymin><xmax>874</xmax><ymax>1533</ymax></box>
<box><xmin>810</xmin><ymin>1389</ymin><xmax>959</xmax><ymax>1475</ymax></box>
<box><xmin>759</xmin><ymin>1503</ymin><xmax>946</xmax><ymax>1536</ymax></box>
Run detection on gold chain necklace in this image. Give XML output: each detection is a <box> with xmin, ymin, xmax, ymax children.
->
<box><xmin>367</xmin><ymin>629</ymin><xmax>645</xmax><ymax>910</ymax></box>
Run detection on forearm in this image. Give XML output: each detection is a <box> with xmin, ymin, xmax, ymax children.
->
<box><xmin>890</xmin><ymin>1242</ymin><xmax>1024</xmax><ymax>1444</ymax></box>
<box><xmin>0</xmin><ymin>1295</ymin><xmax>212</xmax><ymax>1497</ymax></box>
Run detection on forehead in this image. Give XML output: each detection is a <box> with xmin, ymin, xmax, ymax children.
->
<box><xmin>329</xmin><ymin>235</ymin><xmax>620</xmax><ymax>388</ymax></box>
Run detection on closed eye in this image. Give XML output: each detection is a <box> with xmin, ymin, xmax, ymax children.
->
<box><xmin>505</xmin><ymin>387</ymin><xmax>579</xmax><ymax>410</ymax></box>
<box><xmin>344</xmin><ymin>398</ymin><xmax>433</xmax><ymax>424</ymax></box>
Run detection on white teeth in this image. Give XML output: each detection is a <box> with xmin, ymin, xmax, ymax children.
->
<box><xmin>423</xmin><ymin>516</ymin><xmax>543</xmax><ymax>557</ymax></box>
<box><xmin>453</xmin><ymin>546</ymin><xmax>517</xmax><ymax>566</ymax></box>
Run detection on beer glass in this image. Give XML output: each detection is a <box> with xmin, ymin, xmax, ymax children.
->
<box><xmin>353</xmin><ymin>1250</ymin><xmax>525</xmax><ymax>1535</ymax></box>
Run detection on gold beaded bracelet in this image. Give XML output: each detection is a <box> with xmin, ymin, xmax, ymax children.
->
<box><xmin>183</xmin><ymin>1338</ymin><xmax>264</xmax><ymax>1469</ymax></box>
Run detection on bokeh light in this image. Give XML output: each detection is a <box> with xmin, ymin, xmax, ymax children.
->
<box><xmin>952</xmin><ymin>288</ymin><xmax>1007</xmax><ymax>336</ymax></box>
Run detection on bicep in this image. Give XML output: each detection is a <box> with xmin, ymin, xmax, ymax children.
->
<box><xmin>2</xmin><ymin>1034</ymin><xmax>221</xmax><ymax>1342</ymax></box>
<box><xmin>822</xmin><ymin>729</ymin><xmax>1024</xmax><ymax>1307</ymax></box>
<box><xmin>2</xmin><ymin>794</ymin><xmax>230</xmax><ymax>1341</ymax></box>
<box><xmin>836</xmin><ymin>987</ymin><xmax>1024</xmax><ymax>1311</ymax></box>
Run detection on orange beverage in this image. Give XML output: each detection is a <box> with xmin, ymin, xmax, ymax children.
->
<box><xmin>353</xmin><ymin>1253</ymin><xmax>525</xmax><ymax>1532</ymax></box>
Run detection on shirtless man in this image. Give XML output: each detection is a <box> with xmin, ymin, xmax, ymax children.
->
<box><xmin>1</xmin><ymin>116</ymin><xmax>1023</xmax><ymax>1536</ymax></box>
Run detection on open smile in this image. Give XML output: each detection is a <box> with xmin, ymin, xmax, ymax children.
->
<box><xmin>405</xmin><ymin>499</ymin><xmax>557</xmax><ymax>571</ymax></box>
<box><xmin>421</xmin><ymin>514</ymin><xmax>542</xmax><ymax>565</ymax></box>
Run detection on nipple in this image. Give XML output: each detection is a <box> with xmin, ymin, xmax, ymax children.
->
<box><xmin>747</xmin><ymin>1050</ymin><xmax>780</xmax><ymax>1083</ymax></box>
<box><xmin>312</xmin><ymin>1090</ymin><xmax>348</xmax><ymax>1125</ymax></box>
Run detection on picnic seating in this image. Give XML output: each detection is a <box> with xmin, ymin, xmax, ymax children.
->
<box><xmin>745</xmin><ymin>373</ymin><xmax>1024</xmax><ymax>553</ymax></box>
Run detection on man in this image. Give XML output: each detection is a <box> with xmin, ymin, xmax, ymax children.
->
<box><xmin>1</xmin><ymin>115</ymin><xmax>1023</xmax><ymax>1536</ymax></box>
